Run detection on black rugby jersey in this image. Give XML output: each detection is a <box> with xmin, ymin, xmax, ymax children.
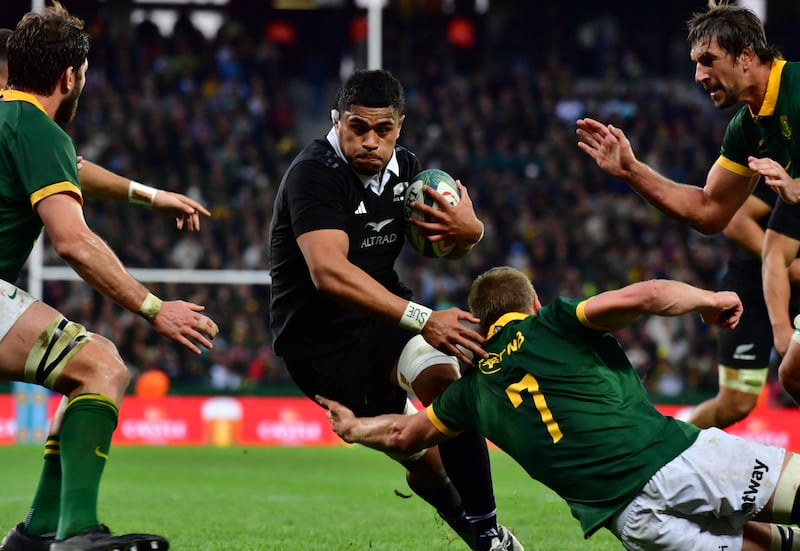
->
<box><xmin>269</xmin><ymin>138</ymin><xmax>421</xmax><ymax>356</ymax></box>
<box><xmin>727</xmin><ymin>180</ymin><xmax>777</xmax><ymax>274</ymax></box>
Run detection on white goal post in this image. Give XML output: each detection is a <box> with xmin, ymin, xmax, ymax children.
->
<box><xmin>26</xmin><ymin>240</ymin><xmax>271</xmax><ymax>301</ymax></box>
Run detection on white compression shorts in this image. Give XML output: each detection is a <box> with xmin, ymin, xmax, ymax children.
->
<box><xmin>608</xmin><ymin>427</ymin><xmax>785</xmax><ymax>551</ymax></box>
<box><xmin>396</xmin><ymin>334</ymin><xmax>459</xmax><ymax>394</ymax></box>
<box><xmin>0</xmin><ymin>279</ymin><xmax>37</xmax><ymax>343</ymax></box>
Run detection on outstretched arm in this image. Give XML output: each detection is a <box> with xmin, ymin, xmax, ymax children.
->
<box><xmin>37</xmin><ymin>193</ymin><xmax>218</xmax><ymax>354</ymax></box>
<box><xmin>317</xmin><ymin>395</ymin><xmax>449</xmax><ymax>454</ymax></box>
<box><xmin>78</xmin><ymin>160</ymin><xmax>210</xmax><ymax>231</ymax></box>
<box><xmin>576</xmin><ymin>118</ymin><xmax>758</xmax><ymax>234</ymax></box>
<box><xmin>581</xmin><ymin>279</ymin><xmax>742</xmax><ymax>332</ymax></box>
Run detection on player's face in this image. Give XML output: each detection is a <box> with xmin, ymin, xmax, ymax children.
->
<box><xmin>691</xmin><ymin>36</ymin><xmax>745</xmax><ymax>109</ymax></box>
<box><xmin>54</xmin><ymin>58</ymin><xmax>87</xmax><ymax>124</ymax></box>
<box><xmin>336</xmin><ymin>105</ymin><xmax>404</xmax><ymax>175</ymax></box>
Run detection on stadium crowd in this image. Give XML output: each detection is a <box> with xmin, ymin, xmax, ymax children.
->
<box><xmin>23</xmin><ymin>3</ymin><xmax>797</xmax><ymax>403</ymax></box>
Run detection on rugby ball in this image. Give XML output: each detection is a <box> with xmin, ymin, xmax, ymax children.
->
<box><xmin>403</xmin><ymin>169</ymin><xmax>461</xmax><ymax>258</ymax></box>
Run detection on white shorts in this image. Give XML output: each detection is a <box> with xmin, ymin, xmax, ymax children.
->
<box><xmin>608</xmin><ymin>427</ymin><xmax>785</xmax><ymax>551</ymax></box>
<box><xmin>0</xmin><ymin>279</ymin><xmax>37</xmax><ymax>343</ymax></box>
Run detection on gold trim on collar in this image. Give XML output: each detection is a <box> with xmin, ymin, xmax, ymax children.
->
<box><xmin>1</xmin><ymin>89</ymin><xmax>48</xmax><ymax>114</ymax></box>
<box><xmin>750</xmin><ymin>59</ymin><xmax>786</xmax><ymax>118</ymax></box>
<box><xmin>485</xmin><ymin>312</ymin><xmax>530</xmax><ymax>340</ymax></box>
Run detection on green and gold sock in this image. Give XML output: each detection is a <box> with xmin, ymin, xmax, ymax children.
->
<box><xmin>56</xmin><ymin>394</ymin><xmax>118</xmax><ymax>539</ymax></box>
<box><xmin>23</xmin><ymin>436</ymin><xmax>62</xmax><ymax>537</ymax></box>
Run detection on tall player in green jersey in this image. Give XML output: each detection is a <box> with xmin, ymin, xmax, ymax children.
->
<box><xmin>321</xmin><ymin>266</ymin><xmax>800</xmax><ymax>550</ymax></box>
<box><xmin>0</xmin><ymin>5</ymin><xmax>218</xmax><ymax>551</ymax></box>
<box><xmin>577</xmin><ymin>1</ymin><xmax>800</xmax><ymax>404</ymax></box>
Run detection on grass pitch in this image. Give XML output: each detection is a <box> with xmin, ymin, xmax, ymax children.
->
<box><xmin>0</xmin><ymin>445</ymin><xmax>621</xmax><ymax>550</ymax></box>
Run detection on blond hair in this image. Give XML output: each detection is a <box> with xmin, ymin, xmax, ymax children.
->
<box><xmin>468</xmin><ymin>266</ymin><xmax>537</xmax><ymax>334</ymax></box>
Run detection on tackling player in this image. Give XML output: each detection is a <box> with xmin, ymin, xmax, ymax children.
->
<box><xmin>322</xmin><ymin>266</ymin><xmax>800</xmax><ymax>551</ymax></box>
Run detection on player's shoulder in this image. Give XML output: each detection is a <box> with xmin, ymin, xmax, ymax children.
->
<box><xmin>1</xmin><ymin>97</ymin><xmax>63</xmax><ymax>137</ymax></box>
<box><xmin>288</xmin><ymin>139</ymin><xmax>349</xmax><ymax>176</ymax></box>
<box><xmin>780</xmin><ymin>60</ymin><xmax>800</xmax><ymax>80</ymax></box>
<box><xmin>394</xmin><ymin>145</ymin><xmax>420</xmax><ymax>174</ymax></box>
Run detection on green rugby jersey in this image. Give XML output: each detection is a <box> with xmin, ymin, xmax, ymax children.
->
<box><xmin>428</xmin><ymin>297</ymin><xmax>699</xmax><ymax>538</ymax></box>
<box><xmin>0</xmin><ymin>90</ymin><xmax>82</xmax><ymax>282</ymax></box>
<box><xmin>718</xmin><ymin>60</ymin><xmax>800</xmax><ymax>178</ymax></box>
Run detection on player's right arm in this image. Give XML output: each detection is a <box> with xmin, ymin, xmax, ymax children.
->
<box><xmin>576</xmin><ymin>118</ymin><xmax>758</xmax><ymax>234</ymax></box>
<box><xmin>297</xmin><ymin>228</ymin><xmax>484</xmax><ymax>365</ymax></box>
<box><xmin>579</xmin><ymin>279</ymin><xmax>742</xmax><ymax>332</ymax></box>
<box><xmin>36</xmin><ymin>193</ymin><xmax>218</xmax><ymax>354</ymax></box>
<box><xmin>317</xmin><ymin>395</ymin><xmax>449</xmax><ymax>454</ymax></box>
<box><xmin>78</xmin><ymin>160</ymin><xmax>210</xmax><ymax>231</ymax></box>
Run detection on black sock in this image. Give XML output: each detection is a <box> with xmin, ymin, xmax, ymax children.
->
<box><xmin>470</xmin><ymin>512</ymin><xmax>500</xmax><ymax>551</ymax></box>
<box><xmin>438</xmin><ymin>430</ymin><xmax>497</xmax><ymax>516</ymax></box>
<box><xmin>406</xmin><ymin>473</ymin><xmax>472</xmax><ymax>546</ymax></box>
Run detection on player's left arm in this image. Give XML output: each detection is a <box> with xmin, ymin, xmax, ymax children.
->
<box><xmin>580</xmin><ymin>279</ymin><xmax>742</xmax><ymax>332</ymax></box>
<box><xmin>409</xmin><ymin>180</ymin><xmax>484</xmax><ymax>259</ymax></box>
<box><xmin>317</xmin><ymin>395</ymin><xmax>450</xmax><ymax>454</ymax></box>
<box><xmin>762</xmin><ymin>228</ymin><xmax>799</xmax><ymax>356</ymax></box>
<box><xmin>78</xmin><ymin>160</ymin><xmax>211</xmax><ymax>231</ymax></box>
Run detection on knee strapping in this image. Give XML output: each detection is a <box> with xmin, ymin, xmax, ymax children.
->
<box><xmin>396</xmin><ymin>335</ymin><xmax>458</xmax><ymax>393</ymax></box>
<box><xmin>770</xmin><ymin>524</ymin><xmax>800</xmax><ymax>551</ymax></box>
<box><xmin>773</xmin><ymin>453</ymin><xmax>800</xmax><ymax>525</ymax></box>
<box><xmin>24</xmin><ymin>316</ymin><xmax>92</xmax><ymax>390</ymax></box>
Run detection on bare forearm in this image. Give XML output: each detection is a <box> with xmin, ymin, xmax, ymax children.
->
<box><xmin>644</xmin><ymin>280</ymin><xmax>726</xmax><ymax>316</ymax></box>
<box><xmin>763</xmin><ymin>258</ymin><xmax>793</xmax><ymax>329</ymax></box>
<box><xmin>78</xmin><ymin>161</ymin><xmax>130</xmax><ymax>200</ymax></box>
<box><xmin>597</xmin><ymin>280</ymin><xmax>719</xmax><ymax>328</ymax></box>
<box><xmin>56</xmin><ymin>229</ymin><xmax>150</xmax><ymax>314</ymax></box>
<box><xmin>338</xmin><ymin>415</ymin><xmax>414</xmax><ymax>453</ymax></box>
<box><xmin>313</xmin><ymin>262</ymin><xmax>413</xmax><ymax>325</ymax></box>
<box><xmin>626</xmin><ymin>163</ymin><xmax>727</xmax><ymax>234</ymax></box>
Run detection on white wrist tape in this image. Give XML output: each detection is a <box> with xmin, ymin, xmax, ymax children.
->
<box><xmin>128</xmin><ymin>180</ymin><xmax>158</xmax><ymax>206</ymax></box>
<box><xmin>138</xmin><ymin>293</ymin><xmax>163</xmax><ymax>321</ymax></box>
<box><xmin>399</xmin><ymin>301</ymin><xmax>432</xmax><ymax>332</ymax></box>
<box><xmin>464</xmin><ymin>221</ymin><xmax>485</xmax><ymax>252</ymax></box>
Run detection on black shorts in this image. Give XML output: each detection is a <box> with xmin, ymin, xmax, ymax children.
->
<box><xmin>715</xmin><ymin>269</ymin><xmax>797</xmax><ymax>369</ymax></box>
<box><xmin>283</xmin><ymin>320</ymin><xmax>412</xmax><ymax>417</ymax></box>
<box><xmin>716</xmin><ymin>283</ymin><xmax>771</xmax><ymax>369</ymax></box>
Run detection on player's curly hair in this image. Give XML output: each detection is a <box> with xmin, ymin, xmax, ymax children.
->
<box><xmin>468</xmin><ymin>266</ymin><xmax>538</xmax><ymax>335</ymax></box>
<box><xmin>687</xmin><ymin>0</ymin><xmax>781</xmax><ymax>62</ymax></box>
<box><xmin>7</xmin><ymin>1</ymin><xmax>89</xmax><ymax>95</ymax></box>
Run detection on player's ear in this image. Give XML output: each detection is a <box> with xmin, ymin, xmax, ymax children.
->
<box><xmin>532</xmin><ymin>296</ymin><xmax>542</xmax><ymax>313</ymax></box>
<box><xmin>60</xmin><ymin>66</ymin><xmax>75</xmax><ymax>94</ymax></box>
<box><xmin>330</xmin><ymin>109</ymin><xmax>340</xmax><ymax>124</ymax></box>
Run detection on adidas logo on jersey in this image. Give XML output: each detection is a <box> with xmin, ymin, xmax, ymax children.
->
<box><xmin>354</xmin><ymin>201</ymin><xmax>367</xmax><ymax>214</ymax></box>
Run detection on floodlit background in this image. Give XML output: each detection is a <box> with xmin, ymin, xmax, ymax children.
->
<box><xmin>1</xmin><ymin>0</ymin><xmax>799</xmax><ymax>405</ymax></box>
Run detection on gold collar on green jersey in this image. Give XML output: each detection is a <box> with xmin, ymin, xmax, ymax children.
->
<box><xmin>1</xmin><ymin>89</ymin><xmax>48</xmax><ymax>115</ymax></box>
<box><xmin>749</xmin><ymin>58</ymin><xmax>786</xmax><ymax>119</ymax></box>
<box><xmin>486</xmin><ymin>312</ymin><xmax>530</xmax><ymax>340</ymax></box>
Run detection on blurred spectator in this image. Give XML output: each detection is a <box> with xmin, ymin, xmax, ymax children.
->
<box><xmin>26</xmin><ymin>2</ymin><xmax>796</xmax><ymax>402</ymax></box>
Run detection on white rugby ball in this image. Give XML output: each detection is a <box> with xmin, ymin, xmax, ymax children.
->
<box><xmin>403</xmin><ymin>169</ymin><xmax>461</xmax><ymax>258</ymax></box>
